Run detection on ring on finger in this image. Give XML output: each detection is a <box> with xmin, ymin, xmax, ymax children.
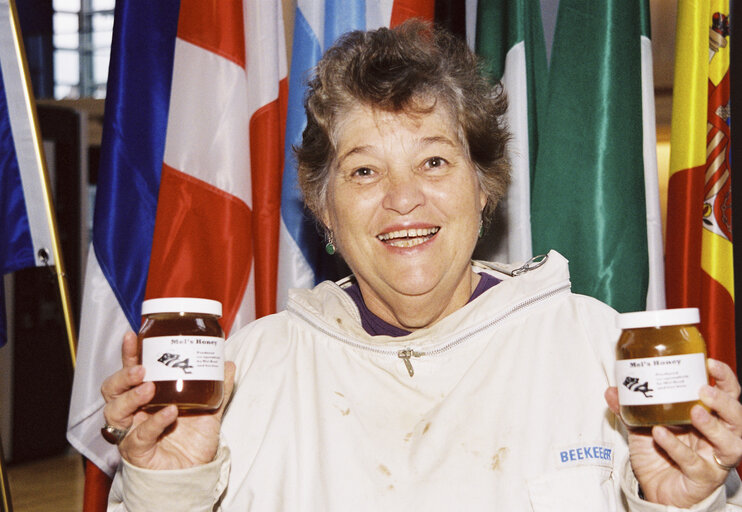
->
<box><xmin>713</xmin><ymin>453</ymin><xmax>738</xmax><ymax>471</ymax></box>
<box><xmin>101</xmin><ymin>423</ymin><xmax>130</xmax><ymax>445</ymax></box>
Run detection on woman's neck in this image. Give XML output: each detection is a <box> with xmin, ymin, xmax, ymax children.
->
<box><xmin>356</xmin><ymin>269</ymin><xmax>481</xmax><ymax>331</ymax></box>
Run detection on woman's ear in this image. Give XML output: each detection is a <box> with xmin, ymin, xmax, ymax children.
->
<box><xmin>320</xmin><ymin>208</ymin><xmax>332</xmax><ymax>234</ymax></box>
<box><xmin>479</xmin><ymin>187</ymin><xmax>488</xmax><ymax>213</ymax></box>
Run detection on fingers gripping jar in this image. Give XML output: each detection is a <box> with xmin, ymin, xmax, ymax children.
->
<box><xmin>138</xmin><ymin>297</ymin><xmax>225</xmax><ymax>411</ymax></box>
<box><xmin>615</xmin><ymin>308</ymin><xmax>708</xmax><ymax>427</ymax></box>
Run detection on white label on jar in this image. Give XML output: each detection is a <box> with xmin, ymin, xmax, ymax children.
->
<box><xmin>615</xmin><ymin>353</ymin><xmax>707</xmax><ymax>406</ymax></box>
<box><xmin>142</xmin><ymin>335</ymin><xmax>224</xmax><ymax>382</ymax></box>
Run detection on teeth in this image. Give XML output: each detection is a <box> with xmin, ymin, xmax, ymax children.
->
<box><xmin>388</xmin><ymin>238</ymin><xmax>423</xmax><ymax>248</ymax></box>
<box><xmin>377</xmin><ymin>227</ymin><xmax>439</xmax><ymax>245</ymax></box>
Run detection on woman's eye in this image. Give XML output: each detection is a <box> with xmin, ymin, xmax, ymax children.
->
<box><xmin>425</xmin><ymin>156</ymin><xmax>447</xmax><ymax>169</ymax></box>
<box><xmin>352</xmin><ymin>167</ymin><xmax>374</xmax><ymax>177</ymax></box>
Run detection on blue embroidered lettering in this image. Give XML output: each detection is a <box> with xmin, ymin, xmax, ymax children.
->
<box><xmin>557</xmin><ymin>443</ymin><xmax>613</xmax><ymax>468</ymax></box>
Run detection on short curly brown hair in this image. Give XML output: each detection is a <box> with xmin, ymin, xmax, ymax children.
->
<box><xmin>296</xmin><ymin>20</ymin><xmax>510</xmax><ymax>227</ymax></box>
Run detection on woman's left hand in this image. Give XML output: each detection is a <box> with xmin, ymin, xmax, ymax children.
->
<box><xmin>605</xmin><ymin>358</ymin><xmax>742</xmax><ymax>507</ymax></box>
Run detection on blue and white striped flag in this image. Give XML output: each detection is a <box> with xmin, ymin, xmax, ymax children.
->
<box><xmin>276</xmin><ymin>0</ymin><xmax>434</xmax><ymax>308</ymax></box>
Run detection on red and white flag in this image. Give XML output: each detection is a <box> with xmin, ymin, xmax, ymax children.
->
<box><xmin>67</xmin><ymin>3</ymin><xmax>287</xmax><ymax>508</ymax></box>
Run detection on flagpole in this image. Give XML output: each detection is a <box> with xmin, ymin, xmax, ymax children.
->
<box><xmin>0</xmin><ymin>434</ymin><xmax>12</xmax><ymax>512</ymax></box>
<box><xmin>6</xmin><ymin>0</ymin><xmax>77</xmax><ymax>367</ymax></box>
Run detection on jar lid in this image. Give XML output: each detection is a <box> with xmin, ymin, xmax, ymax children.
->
<box><xmin>616</xmin><ymin>308</ymin><xmax>699</xmax><ymax>329</ymax></box>
<box><xmin>141</xmin><ymin>297</ymin><xmax>222</xmax><ymax>317</ymax></box>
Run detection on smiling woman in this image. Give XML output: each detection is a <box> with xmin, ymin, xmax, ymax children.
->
<box><xmin>295</xmin><ymin>22</ymin><xmax>510</xmax><ymax>330</ymax></box>
<box><xmin>102</xmin><ymin>20</ymin><xmax>742</xmax><ymax>512</ymax></box>
<box><xmin>323</xmin><ymin>104</ymin><xmax>488</xmax><ymax>329</ymax></box>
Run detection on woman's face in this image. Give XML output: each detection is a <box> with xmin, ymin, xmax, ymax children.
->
<box><xmin>322</xmin><ymin>104</ymin><xmax>486</xmax><ymax>327</ymax></box>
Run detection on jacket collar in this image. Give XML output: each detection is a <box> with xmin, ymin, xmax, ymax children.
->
<box><xmin>286</xmin><ymin>250</ymin><xmax>572</xmax><ymax>350</ymax></box>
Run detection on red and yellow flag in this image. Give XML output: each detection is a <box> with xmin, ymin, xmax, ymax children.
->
<box><xmin>666</xmin><ymin>0</ymin><xmax>734</xmax><ymax>371</ymax></box>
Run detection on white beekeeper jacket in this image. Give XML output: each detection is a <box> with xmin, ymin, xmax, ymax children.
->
<box><xmin>109</xmin><ymin>251</ymin><xmax>742</xmax><ymax>511</ymax></box>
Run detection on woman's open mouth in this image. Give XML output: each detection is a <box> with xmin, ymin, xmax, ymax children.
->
<box><xmin>377</xmin><ymin>227</ymin><xmax>440</xmax><ymax>248</ymax></box>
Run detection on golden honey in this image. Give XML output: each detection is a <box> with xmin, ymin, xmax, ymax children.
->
<box><xmin>138</xmin><ymin>298</ymin><xmax>224</xmax><ymax>411</ymax></box>
<box><xmin>615</xmin><ymin>308</ymin><xmax>707</xmax><ymax>427</ymax></box>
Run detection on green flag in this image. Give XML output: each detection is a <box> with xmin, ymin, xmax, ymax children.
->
<box><xmin>529</xmin><ymin>0</ymin><xmax>662</xmax><ymax>312</ymax></box>
<box><xmin>475</xmin><ymin>0</ymin><xmax>547</xmax><ymax>263</ymax></box>
<box><xmin>476</xmin><ymin>0</ymin><xmax>664</xmax><ymax>312</ymax></box>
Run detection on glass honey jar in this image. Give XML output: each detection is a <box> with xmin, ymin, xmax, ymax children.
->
<box><xmin>615</xmin><ymin>308</ymin><xmax>708</xmax><ymax>427</ymax></box>
<box><xmin>138</xmin><ymin>297</ymin><xmax>224</xmax><ymax>411</ymax></box>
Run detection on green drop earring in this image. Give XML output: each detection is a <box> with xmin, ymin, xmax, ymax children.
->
<box><xmin>325</xmin><ymin>232</ymin><xmax>336</xmax><ymax>255</ymax></box>
<box><xmin>478</xmin><ymin>219</ymin><xmax>484</xmax><ymax>238</ymax></box>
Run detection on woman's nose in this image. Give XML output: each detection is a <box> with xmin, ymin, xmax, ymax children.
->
<box><xmin>381</xmin><ymin>171</ymin><xmax>425</xmax><ymax>215</ymax></box>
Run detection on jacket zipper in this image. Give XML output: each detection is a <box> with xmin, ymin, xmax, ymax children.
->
<box><xmin>397</xmin><ymin>348</ymin><xmax>424</xmax><ymax>377</ymax></box>
<box><xmin>289</xmin><ymin>279</ymin><xmax>570</xmax><ymax>378</ymax></box>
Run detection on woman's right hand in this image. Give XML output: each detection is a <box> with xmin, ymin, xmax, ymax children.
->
<box><xmin>101</xmin><ymin>331</ymin><xmax>236</xmax><ymax>470</ymax></box>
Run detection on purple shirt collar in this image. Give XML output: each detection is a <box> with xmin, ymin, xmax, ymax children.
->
<box><xmin>344</xmin><ymin>273</ymin><xmax>501</xmax><ymax>337</ymax></box>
